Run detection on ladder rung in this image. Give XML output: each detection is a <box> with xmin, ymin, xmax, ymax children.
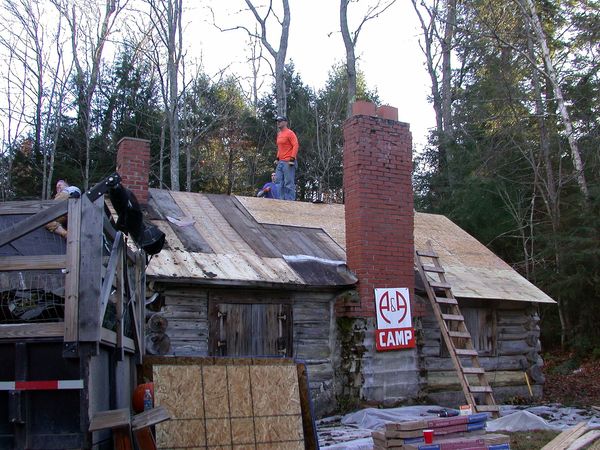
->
<box><xmin>449</xmin><ymin>331</ymin><xmax>471</xmax><ymax>339</ymax></box>
<box><xmin>462</xmin><ymin>367</ymin><xmax>485</xmax><ymax>374</ymax></box>
<box><xmin>422</xmin><ymin>264</ymin><xmax>444</xmax><ymax>273</ymax></box>
<box><xmin>435</xmin><ymin>297</ymin><xmax>457</xmax><ymax>305</ymax></box>
<box><xmin>430</xmin><ymin>281</ymin><xmax>452</xmax><ymax>289</ymax></box>
<box><xmin>416</xmin><ymin>250</ymin><xmax>438</xmax><ymax>258</ymax></box>
<box><xmin>475</xmin><ymin>405</ymin><xmax>500</xmax><ymax>412</ymax></box>
<box><xmin>455</xmin><ymin>349</ymin><xmax>479</xmax><ymax>356</ymax></box>
<box><xmin>470</xmin><ymin>386</ymin><xmax>493</xmax><ymax>393</ymax></box>
<box><xmin>441</xmin><ymin>313</ymin><xmax>464</xmax><ymax>321</ymax></box>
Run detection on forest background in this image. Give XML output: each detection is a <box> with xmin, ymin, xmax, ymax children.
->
<box><xmin>0</xmin><ymin>0</ymin><xmax>598</xmax><ymax>359</ymax></box>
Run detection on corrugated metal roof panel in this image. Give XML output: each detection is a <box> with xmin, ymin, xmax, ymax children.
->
<box><xmin>145</xmin><ymin>250</ymin><xmax>303</xmax><ymax>284</ymax></box>
<box><xmin>146</xmin><ymin>191</ymin><xmax>349</xmax><ymax>287</ymax></box>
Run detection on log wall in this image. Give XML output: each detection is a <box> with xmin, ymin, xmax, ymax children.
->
<box><xmin>419</xmin><ymin>296</ymin><xmax>544</xmax><ymax>406</ymax></box>
<box><xmin>157</xmin><ymin>285</ymin><xmax>340</xmax><ymax>417</ymax></box>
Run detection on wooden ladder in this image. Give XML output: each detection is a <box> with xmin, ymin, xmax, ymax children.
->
<box><xmin>415</xmin><ymin>241</ymin><xmax>499</xmax><ymax>417</ymax></box>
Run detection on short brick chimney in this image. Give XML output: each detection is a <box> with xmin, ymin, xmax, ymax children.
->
<box><xmin>116</xmin><ymin>137</ymin><xmax>150</xmax><ymax>205</ymax></box>
<box><xmin>341</xmin><ymin>102</ymin><xmax>416</xmax><ymax>317</ymax></box>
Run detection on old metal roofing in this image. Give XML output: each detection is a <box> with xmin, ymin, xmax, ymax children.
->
<box><xmin>145</xmin><ymin>190</ymin><xmax>355</xmax><ymax>288</ymax></box>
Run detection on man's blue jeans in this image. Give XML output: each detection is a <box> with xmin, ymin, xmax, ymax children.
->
<box><xmin>275</xmin><ymin>160</ymin><xmax>296</xmax><ymax>200</ymax></box>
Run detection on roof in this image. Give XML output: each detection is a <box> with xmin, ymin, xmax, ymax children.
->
<box><xmin>145</xmin><ymin>190</ymin><xmax>355</xmax><ymax>288</ymax></box>
<box><xmin>147</xmin><ymin>190</ymin><xmax>553</xmax><ymax>304</ymax></box>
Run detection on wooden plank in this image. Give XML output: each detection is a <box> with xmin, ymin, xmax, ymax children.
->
<box><xmin>430</xmin><ymin>281</ymin><xmax>452</xmax><ymax>289</ymax></box>
<box><xmin>139</xmin><ymin>253</ymin><xmax>147</xmax><ymax>358</ymax></box>
<box><xmin>455</xmin><ymin>349</ymin><xmax>479</xmax><ymax>356</ymax></box>
<box><xmin>131</xmin><ymin>406</ymin><xmax>171</xmax><ymax>431</ymax></box>
<box><xmin>207</xmin><ymin>194</ymin><xmax>281</xmax><ymax>258</ymax></box>
<box><xmin>63</xmin><ymin>198</ymin><xmax>82</xmax><ymax>353</ymax></box>
<box><xmin>436</xmin><ymin>297</ymin><xmax>457</xmax><ymax>305</ymax></box>
<box><xmin>449</xmin><ymin>331</ymin><xmax>472</xmax><ymax>339</ymax></box>
<box><xmin>541</xmin><ymin>422</ymin><xmax>589</xmax><ymax>450</ymax></box>
<box><xmin>89</xmin><ymin>408</ymin><xmax>131</xmax><ymax>431</ymax></box>
<box><xmin>116</xmin><ymin>241</ymin><xmax>125</xmax><ymax>361</ymax></box>
<box><xmin>441</xmin><ymin>313</ymin><xmax>464</xmax><ymax>321</ymax></box>
<box><xmin>0</xmin><ymin>200</ymin><xmax>57</xmax><ymax>215</ymax></box>
<box><xmin>78</xmin><ymin>196</ymin><xmax>104</xmax><ymax>343</ymax></box>
<box><xmin>149</xmin><ymin>190</ymin><xmax>212</xmax><ymax>253</ymax></box>
<box><xmin>99</xmin><ymin>232</ymin><xmax>123</xmax><ymax>323</ymax></box>
<box><xmin>568</xmin><ymin>430</ymin><xmax>600</xmax><ymax>450</ymax></box>
<box><xmin>0</xmin><ymin>200</ymin><xmax>68</xmax><ymax>248</ymax></box>
<box><xmin>476</xmin><ymin>405</ymin><xmax>501</xmax><ymax>412</ymax></box>
<box><xmin>469</xmin><ymin>386</ymin><xmax>493</xmax><ymax>393</ymax></box>
<box><xmin>0</xmin><ymin>254</ymin><xmax>66</xmax><ymax>271</ymax></box>
<box><xmin>422</xmin><ymin>264</ymin><xmax>445</xmax><ymax>273</ymax></box>
<box><xmin>297</xmin><ymin>363</ymin><xmax>318</xmax><ymax>450</ymax></box>
<box><xmin>0</xmin><ymin>322</ymin><xmax>64</xmax><ymax>339</ymax></box>
<box><xmin>462</xmin><ymin>367</ymin><xmax>485</xmax><ymax>374</ymax></box>
<box><xmin>100</xmin><ymin>328</ymin><xmax>135</xmax><ymax>352</ymax></box>
<box><xmin>130</xmin><ymin>253</ymin><xmax>144</xmax><ymax>364</ymax></box>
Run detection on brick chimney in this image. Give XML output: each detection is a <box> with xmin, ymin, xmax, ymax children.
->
<box><xmin>341</xmin><ymin>102</ymin><xmax>417</xmax><ymax>317</ymax></box>
<box><xmin>116</xmin><ymin>137</ymin><xmax>150</xmax><ymax>205</ymax></box>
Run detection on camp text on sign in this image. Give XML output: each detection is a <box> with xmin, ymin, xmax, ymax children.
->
<box><xmin>374</xmin><ymin>287</ymin><xmax>416</xmax><ymax>351</ymax></box>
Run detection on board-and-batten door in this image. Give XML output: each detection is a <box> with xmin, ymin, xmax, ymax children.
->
<box><xmin>208</xmin><ymin>293</ymin><xmax>292</xmax><ymax>357</ymax></box>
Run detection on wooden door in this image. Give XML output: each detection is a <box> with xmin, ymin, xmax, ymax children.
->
<box><xmin>208</xmin><ymin>292</ymin><xmax>292</xmax><ymax>357</ymax></box>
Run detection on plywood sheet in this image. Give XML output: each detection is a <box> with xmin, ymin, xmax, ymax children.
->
<box><xmin>153</xmin><ymin>365</ymin><xmax>203</xmax><ymax>419</ymax></box>
<box><xmin>151</xmin><ymin>358</ymin><xmax>305</xmax><ymax>449</ymax></box>
<box><xmin>250</xmin><ymin>365</ymin><xmax>301</xmax><ymax>416</ymax></box>
<box><xmin>237</xmin><ymin>195</ymin><xmax>346</xmax><ymax>249</ymax></box>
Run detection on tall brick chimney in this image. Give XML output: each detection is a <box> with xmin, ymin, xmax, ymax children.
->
<box><xmin>341</xmin><ymin>101</ymin><xmax>416</xmax><ymax>317</ymax></box>
<box><xmin>116</xmin><ymin>137</ymin><xmax>150</xmax><ymax>205</ymax></box>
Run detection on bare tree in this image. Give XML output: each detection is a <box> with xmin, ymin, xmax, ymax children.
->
<box><xmin>51</xmin><ymin>0</ymin><xmax>128</xmax><ymax>189</ymax></box>
<box><xmin>340</xmin><ymin>0</ymin><xmax>397</xmax><ymax>117</ymax></box>
<box><xmin>144</xmin><ymin>0</ymin><xmax>184</xmax><ymax>191</ymax></box>
<box><xmin>0</xmin><ymin>0</ymin><xmax>73</xmax><ymax>199</ymax></box>
<box><xmin>411</xmin><ymin>0</ymin><xmax>455</xmax><ymax>178</ymax></box>
<box><xmin>517</xmin><ymin>0</ymin><xmax>590</xmax><ymax>203</ymax></box>
<box><xmin>245</xmin><ymin>0</ymin><xmax>290</xmax><ymax>116</ymax></box>
<box><xmin>211</xmin><ymin>1</ymin><xmax>290</xmax><ymax>116</ymax></box>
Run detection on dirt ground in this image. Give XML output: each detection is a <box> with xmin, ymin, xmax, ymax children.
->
<box><xmin>542</xmin><ymin>352</ymin><xmax>600</xmax><ymax>407</ymax></box>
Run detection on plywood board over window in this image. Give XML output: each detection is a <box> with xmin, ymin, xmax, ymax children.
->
<box><xmin>147</xmin><ymin>357</ymin><xmax>306</xmax><ymax>449</ymax></box>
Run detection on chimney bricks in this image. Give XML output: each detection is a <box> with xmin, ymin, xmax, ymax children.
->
<box><xmin>116</xmin><ymin>137</ymin><xmax>150</xmax><ymax>205</ymax></box>
<box><xmin>341</xmin><ymin>102</ymin><xmax>417</xmax><ymax>318</ymax></box>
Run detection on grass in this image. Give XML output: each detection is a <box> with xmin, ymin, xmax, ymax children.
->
<box><xmin>507</xmin><ymin>430</ymin><xmax>560</xmax><ymax>450</ymax></box>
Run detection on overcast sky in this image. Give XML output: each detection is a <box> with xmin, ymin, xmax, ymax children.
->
<box><xmin>187</xmin><ymin>1</ymin><xmax>434</xmax><ymax>149</ymax></box>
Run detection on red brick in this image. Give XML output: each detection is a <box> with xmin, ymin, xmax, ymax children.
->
<box><xmin>117</xmin><ymin>137</ymin><xmax>150</xmax><ymax>205</ymax></box>
<box><xmin>339</xmin><ymin>108</ymin><xmax>414</xmax><ymax>319</ymax></box>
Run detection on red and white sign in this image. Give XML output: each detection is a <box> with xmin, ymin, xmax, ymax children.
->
<box><xmin>374</xmin><ymin>288</ymin><xmax>416</xmax><ymax>351</ymax></box>
<box><xmin>0</xmin><ymin>379</ymin><xmax>84</xmax><ymax>391</ymax></box>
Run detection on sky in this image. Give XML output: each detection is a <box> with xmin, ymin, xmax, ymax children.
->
<box><xmin>187</xmin><ymin>1</ymin><xmax>434</xmax><ymax>149</ymax></box>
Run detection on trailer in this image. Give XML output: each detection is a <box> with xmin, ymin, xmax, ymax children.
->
<box><xmin>0</xmin><ymin>179</ymin><xmax>152</xmax><ymax>449</ymax></box>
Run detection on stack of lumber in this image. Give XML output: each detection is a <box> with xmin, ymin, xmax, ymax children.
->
<box><xmin>372</xmin><ymin>412</ymin><xmax>511</xmax><ymax>449</ymax></box>
<box><xmin>541</xmin><ymin>421</ymin><xmax>600</xmax><ymax>450</ymax></box>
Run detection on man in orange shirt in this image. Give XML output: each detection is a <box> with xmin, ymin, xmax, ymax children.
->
<box><xmin>274</xmin><ymin>115</ymin><xmax>299</xmax><ymax>200</ymax></box>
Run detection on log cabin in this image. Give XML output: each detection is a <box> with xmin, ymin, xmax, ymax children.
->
<box><xmin>104</xmin><ymin>104</ymin><xmax>555</xmax><ymax>417</ymax></box>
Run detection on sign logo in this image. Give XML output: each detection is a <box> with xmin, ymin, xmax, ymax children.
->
<box><xmin>374</xmin><ymin>288</ymin><xmax>416</xmax><ymax>351</ymax></box>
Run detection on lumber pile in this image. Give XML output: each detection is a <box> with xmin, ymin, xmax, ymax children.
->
<box><xmin>541</xmin><ymin>421</ymin><xmax>600</xmax><ymax>450</ymax></box>
<box><xmin>372</xmin><ymin>412</ymin><xmax>511</xmax><ymax>449</ymax></box>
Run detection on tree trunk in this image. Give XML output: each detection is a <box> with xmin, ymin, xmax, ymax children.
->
<box><xmin>167</xmin><ymin>0</ymin><xmax>182</xmax><ymax>191</ymax></box>
<box><xmin>340</xmin><ymin>0</ymin><xmax>356</xmax><ymax>118</ymax></box>
<box><xmin>520</xmin><ymin>0</ymin><xmax>590</xmax><ymax>203</ymax></box>
<box><xmin>245</xmin><ymin>0</ymin><xmax>290</xmax><ymax>116</ymax></box>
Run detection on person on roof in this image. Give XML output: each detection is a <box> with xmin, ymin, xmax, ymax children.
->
<box><xmin>45</xmin><ymin>179</ymin><xmax>81</xmax><ymax>238</ymax></box>
<box><xmin>274</xmin><ymin>115</ymin><xmax>299</xmax><ymax>201</ymax></box>
<box><xmin>257</xmin><ymin>172</ymin><xmax>280</xmax><ymax>199</ymax></box>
